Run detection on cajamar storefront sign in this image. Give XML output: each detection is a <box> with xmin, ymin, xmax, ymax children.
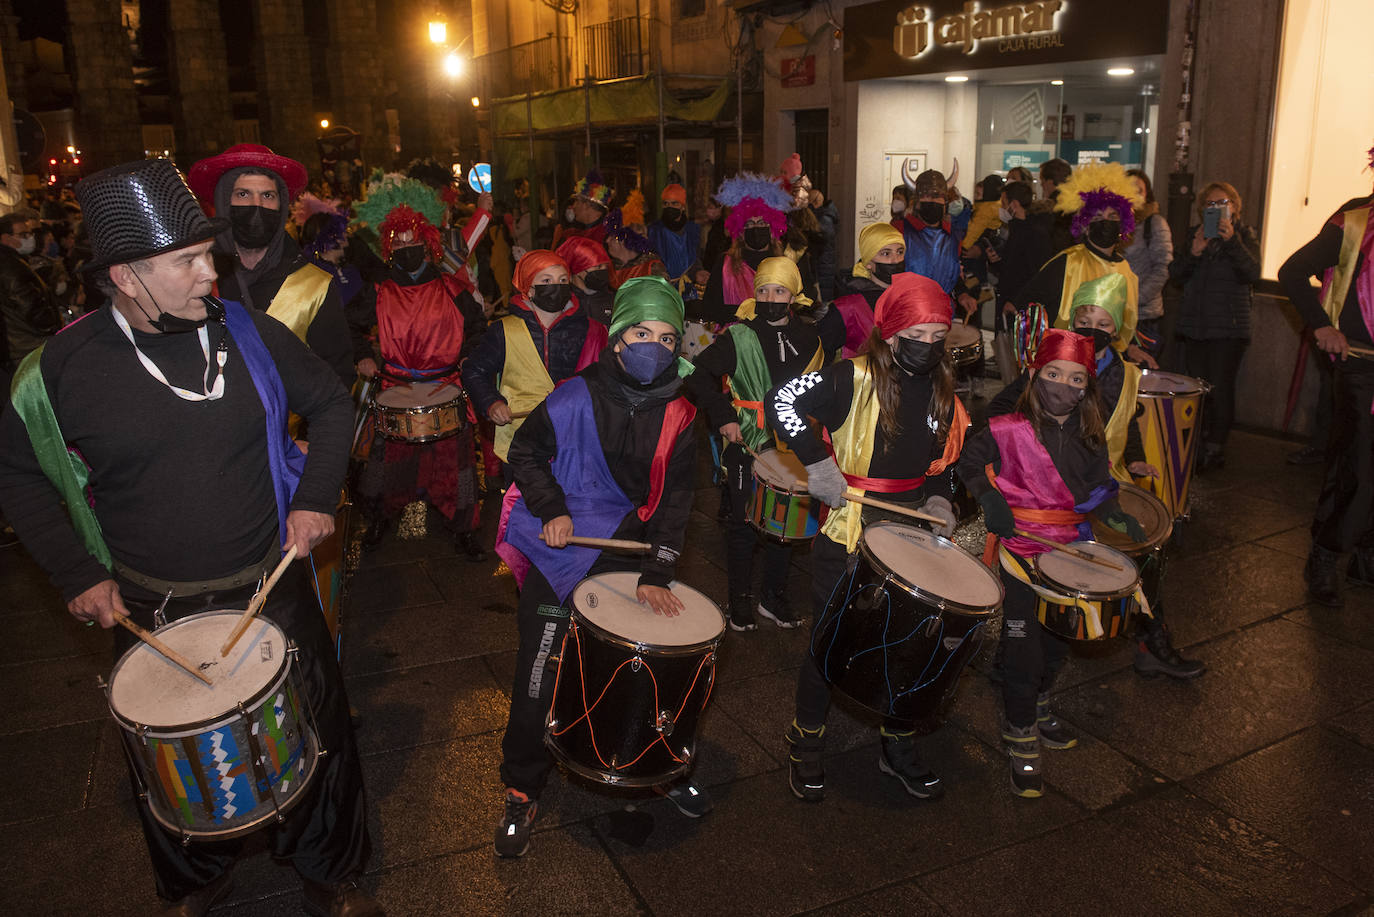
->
<box><xmin>844</xmin><ymin>0</ymin><xmax>1168</xmax><ymax>81</ymax></box>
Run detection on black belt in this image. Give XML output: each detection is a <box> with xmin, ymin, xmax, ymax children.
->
<box><xmin>112</xmin><ymin>545</ymin><xmax>278</xmax><ymax>598</ymax></box>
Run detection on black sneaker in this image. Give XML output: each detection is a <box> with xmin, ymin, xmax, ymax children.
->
<box><xmin>785</xmin><ymin>721</ymin><xmax>826</xmax><ymax>802</ymax></box>
<box><xmin>656</xmin><ymin>780</ymin><xmax>713</xmax><ymax>817</ymax></box>
<box><xmin>1035</xmin><ymin>694</ymin><xmax>1078</xmax><ymax>749</ymax></box>
<box><xmin>1133</xmin><ymin>628</ymin><xmax>1205</xmax><ymax>680</ymax></box>
<box><xmin>494</xmin><ymin>789</ymin><xmax>538</xmax><ymax>858</ymax></box>
<box><xmin>1305</xmin><ymin>544</ymin><xmax>1347</xmax><ymax>607</ymax></box>
<box><xmin>1002</xmin><ymin>723</ymin><xmax>1042</xmax><ymax>798</ymax></box>
<box><xmin>455</xmin><ymin>531</ymin><xmax>488</xmax><ymax>563</ymax></box>
<box><xmin>757</xmin><ymin>590</ymin><xmax>803</xmax><ymax>629</ymax></box>
<box><xmin>878</xmin><ymin>732</ymin><xmax>944</xmax><ymax>800</ymax></box>
<box><xmin>728</xmin><ymin>593</ymin><xmax>757</xmax><ymax>632</ymax></box>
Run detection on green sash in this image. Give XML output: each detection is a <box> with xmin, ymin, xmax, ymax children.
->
<box><xmin>725</xmin><ymin>324</ymin><xmax>774</xmax><ymax>453</ymax></box>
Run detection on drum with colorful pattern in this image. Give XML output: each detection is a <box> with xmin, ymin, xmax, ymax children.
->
<box><xmin>1135</xmin><ymin>370</ymin><xmax>1209</xmax><ymax>520</ymax></box>
<box><xmin>748</xmin><ymin>448</ymin><xmax>827</xmax><ymax>542</ymax></box>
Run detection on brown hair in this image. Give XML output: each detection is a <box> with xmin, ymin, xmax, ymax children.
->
<box><xmin>726</xmin><ymin>234</ymin><xmax>782</xmax><ymax>285</ymax></box>
<box><xmin>862</xmin><ymin>327</ymin><xmax>957</xmax><ymax>449</ymax></box>
<box><xmin>1196</xmin><ymin>181</ymin><xmax>1241</xmax><ymax>217</ymax></box>
<box><xmin>1013</xmin><ymin>369</ymin><xmax>1106</xmax><ymax>451</ymax></box>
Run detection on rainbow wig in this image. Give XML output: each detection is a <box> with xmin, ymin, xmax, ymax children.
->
<box><xmin>1054</xmin><ymin>162</ymin><xmax>1144</xmax><ymax>239</ymax></box>
<box><xmin>354</xmin><ymin>170</ymin><xmax>447</xmax><ymax>262</ymax></box>
<box><xmin>716</xmin><ymin>171</ymin><xmax>794</xmax><ymax>241</ymax></box>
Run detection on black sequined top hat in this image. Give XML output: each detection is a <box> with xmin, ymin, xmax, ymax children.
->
<box><xmin>74</xmin><ymin>158</ymin><xmax>228</xmax><ymax>272</ymax></box>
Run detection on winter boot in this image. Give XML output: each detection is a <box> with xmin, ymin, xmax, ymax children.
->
<box><xmin>1002</xmin><ymin>722</ymin><xmax>1043</xmax><ymax>798</ymax></box>
<box><xmin>1035</xmin><ymin>694</ymin><xmax>1078</xmax><ymax>749</ymax></box>
<box><xmin>1305</xmin><ymin>543</ymin><xmax>1348</xmax><ymax>607</ymax></box>
<box><xmin>784</xmin><ymin>720</ymin><xmax>826</xmax><ymax>802</ymax></box>
<box><xmin>1133</xmin><ymin>624</ymin><xmax>1205</xmax><ymax>679</ymax></box>
<box><xmin>878</xmin><ymin>728</ymin><xmax>944</xmax><ymax>799</ymax></box>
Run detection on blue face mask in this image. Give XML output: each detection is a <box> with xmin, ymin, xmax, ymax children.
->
<box><xmin>618</xmin><ymin>340</ymin><xmax>676</xmax><ymax>383</ymax></box>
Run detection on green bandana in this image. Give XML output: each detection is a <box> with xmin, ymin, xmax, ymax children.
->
<box><xmin>1071</xmin><ymin>272</ymin><xmax>1128</xmax><ymax>334</ymax></box>
<box><xmin>609</xmin><ymin>275</ymin><xmax>686</xmax><ymax>338</ymax></box>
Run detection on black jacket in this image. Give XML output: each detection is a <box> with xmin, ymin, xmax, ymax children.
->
<box><xmin>0</xmin><ymin>245</ymin><xmax>60</xmax><ymax>370</ymax></box>
<box><xmin>958</xmin><ymin>409</ymin><xmax>1116</xmax><ymax>513</ymax></box>
<box><xmin>995</xmin><ymin>216</ymin><xmax>1054</xmax><ymax>309</ymax></box>
<box><xmin>507</xmin><ymin>347</ymin><xmax>697</xmax><ymax>588</ymax></box>
<box><xmin>685</xmin><ymin>314</ymin><xmax>823</xmax><ymax>432</ymax></box>
<box><xmin>1169</xmin><ymin>222</ymin><xmax>1261</xmax><ymax>341</ymax></box>
<box><xmin>987</xmin><ymin>356</ymin><xmax>1145</xmax><ymax>466</ymax></box>
<box><xmin>1279</xmin><ymin>195</ymin><xmax>1374</xmax><ymax>347</ymax></box>
<box><xmin>461</xmin><ymin>295</ymin><xmax>600</xmax><ymax>416</ymax></box>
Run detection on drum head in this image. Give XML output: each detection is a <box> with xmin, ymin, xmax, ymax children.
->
<box><xmin>1091</xmin><ymin>484</ymin><xmax>1172</xmax><ymax>552</ymax></box>
<box><xmin>753</xmin><ymin>449</ymin><xmax>806</xmax><ymax>489</ymax></box>
<box><xmin>1035</xmin><ymin>542</ymin><xmax>1139</xmax><ymax>596</ymax></box>
<box><xmin>376</xmin><ymin>381</ymin><xmax>463</xmax><ymax>407</ymax></box>
<box><xmin>573</xmin><ymin>573</ymin><xmax>725</xmax><ymax>648</ymax></box>
<box><xmin>862</xmin><ymin>522</ymin><xmax>1002</xmax><ymax>611</ymax></box>
<box><xmin>1137</xmin><ymin>370</ymin><xmax>1204</xmax><ymax>397</ymax></box>
<box><xmin>945</xmin><ymin>324</ymin><xmax>981</xmax><ymax>348</ymax></box>
<box><xmin>109</xmin><ymin>611</ymin><xmax>287</xmax><ymax>729</ymax></box>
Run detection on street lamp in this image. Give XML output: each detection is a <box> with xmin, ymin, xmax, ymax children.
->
<box><xmin>443</xmin><ymin>50</ymin><xmax>464</xmax><ymax>78</ymax></box>
<box><xmin>429</xmin><ymin>18</ymin><xmax>447</xmax><ymax>45</ymax></box>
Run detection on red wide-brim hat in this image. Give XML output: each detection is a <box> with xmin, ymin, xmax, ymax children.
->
<box><xmin>187</xmin><ymin>143</ymin><xmax>308</xmax><ymax>209</ymax></box>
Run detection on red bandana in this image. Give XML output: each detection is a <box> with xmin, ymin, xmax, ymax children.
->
<box><xmin>872</xmin><ymin>271</ymin><xmax>952</xmax><ymax>338</ymax></box>
<box><xmin>1031</xmin><ymin>328</ymin><xmax>1097</xmax><ymax>377</ymax></box>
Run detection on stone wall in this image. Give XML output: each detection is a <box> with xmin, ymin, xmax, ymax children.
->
<box><xmin>252</xmin><ymin>0</ymin><xmax>316</xmax><ymax>175</ymax></box>
<box><xmin>166</xmin><ymin>0</ymin><xmax>234</xmax><ymax>169</ymax></box>
<box><xmin>66</xmin><ymin>0</ymin><xmax>142</xmax><ymax>170</ymax></box>
<box><xmin>325</xmin><ymin>0</ymin><xmax>390</xmax><ymax>168</ymax></box>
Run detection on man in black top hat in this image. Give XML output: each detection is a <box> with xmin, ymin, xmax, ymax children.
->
<box><xmin>188</xmin><ymin>144</ymin><xmax>356</xmax><ymax>388</ymax></box>
<box><xmin>0</xmin><ymin>159</ymin><xmax>382</xmax><ymax>916</ymax></box>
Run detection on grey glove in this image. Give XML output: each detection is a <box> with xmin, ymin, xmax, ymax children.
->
<box><xmin>804</xmin><ymin>458</ymin><xmax>848</xmax><ymax>508</ymax></box>
<box><xmin>922</xmin><ymin>495</ymin><xmax>957</xmax><ymax>538</ymax></box>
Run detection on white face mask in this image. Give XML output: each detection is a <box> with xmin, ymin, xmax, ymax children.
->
<box><xmin>17</xmin><ymin>236</ymin><xmax>35</xmax><ymax>255</ymax></box>
<box><xmin>564</xmin><ymin>207</ymin><xmax>575</xmax><ymax>223</ymax></box>
<box><xmin>891</xmin><ymin>200</ymin><xmax>906</xmax><ymax>215</ymax></box>
<box><xmin>998</xmin><ymin>206</ymin><xmax>1013</xmax><ymax>223</ymax></box>
<box><xmin>947</xmin><ymin>199</ymin><xmax>965</xmax><ymax>217</ymax></box>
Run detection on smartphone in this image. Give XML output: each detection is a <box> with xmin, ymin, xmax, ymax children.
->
<box><xmin>1202</xmin><ymin>205</ymin><xmax>1222</xmax><ymax>239</ymax></box>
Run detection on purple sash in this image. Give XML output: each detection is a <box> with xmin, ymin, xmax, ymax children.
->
<box><xmin>223</xmin><ymin>299</ymin><xmax>307</xmax><ymax>549</ymax></box>
<box><xmin>501</xmin><ymin>376</ymin><xmax>634</xmax><ymax>602</ymax></box>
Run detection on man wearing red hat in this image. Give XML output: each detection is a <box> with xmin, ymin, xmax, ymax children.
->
<box><xmin>189</xmin><ymin>144</ymin><xmax>355</xmax><ymax>388</ymax></box>
<box><xmin>769</xmin><ymin>271</ymin><xmax>968</xmax><ymax>804</ymax></box>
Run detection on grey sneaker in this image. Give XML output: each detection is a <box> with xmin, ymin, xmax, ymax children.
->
<box><xmin>656</xmin><ymin>780</ymin><xmax>713</xmax><ymax>817</ymax></box>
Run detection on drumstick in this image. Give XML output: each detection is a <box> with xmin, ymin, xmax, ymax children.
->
<box><xmin>843</xmin><ymin>489</ymin><xmax>946</xmax><ymax>526</ymax></box>
<box><xmin>219</xmin><ymin>546</ymin><xmax>297</xmax><ymax>657</ymax></box>
<box><xmin>114</xmin><ymin>615</ymin><xmax>213</xmax><ymax>686</ymax></box>
<box><xmin>510</xmin><ymin>409</ymin><xmax>533</xmax><ymax>420</ymax></box>
<box><xmin>1347</xmin><ymin>344</ymin><xmax>1374</xmax><ymax>361</ymax></box>
<box><xmin>1012</xmin><ymin>529</ymin><xmax>1125</xmax><ymax>571</ymax></box>
<box><xmin>538</xmin><ymin>533</ymin><xmax>652</xmax><ymax>553</ymax></box>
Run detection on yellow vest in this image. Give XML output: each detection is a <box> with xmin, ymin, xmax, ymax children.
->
<box><xmin>493</xmin><ymin>314</ymin><xmax>556</xmax><ymax>462</ymax></box>
<box><xmin>1106</xmin><ymin>360</ymin><xmax>1141</xmax><ymax>484</ymax></box>
<box><xmin>1053</xmin><ymin>246</ymin><xmax>1140</xmax><ymax>353</ymax></box>
<box><xmin>820</xmin><ymin>357</ymin><xmax>885</xmax><ymax>552</ymax></box>
<box><xmin>1321</xmin><ymin>204</ymin><xmax>1372</xmax><ymax>325</ymax></box>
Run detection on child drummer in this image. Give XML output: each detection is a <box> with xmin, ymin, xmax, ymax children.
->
<box><xmin>492</xmin><ymin>276</ymin><xmax>708</xmax><ymax>858</ymax></box>
<box><xmin>988</xmin><ymin>274</ymin><xmax>1203</xmax><ymax>680</ymax></box>
<box><xmin>957</xmin><ymin>328</ymin><xmax>1144</xmax><ymax>798</ymax></box>
<box><xmin>684</xmin><ymin>256</ymin><xmax>826</xmax><ymax>631</ymax></box>
<box><xmin>767</xmin><ymin>271</ymin><xmax>968</xmax><ymax>803</ymax></box>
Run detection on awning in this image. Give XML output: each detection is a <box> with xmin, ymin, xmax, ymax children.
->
<box><xmin>492</xmin><ymin>75</ymin><xmax>733</xmax><ymax>137</ymax></box>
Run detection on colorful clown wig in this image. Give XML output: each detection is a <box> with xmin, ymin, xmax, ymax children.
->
<box><xmin>353</xmin><ymin>171</ymin><xmax>447</xmax><ymax>262</ymax></box>
<box><xmin>1054</xmin><ymin>162</ymin><xmax>1143</xmax><ymax>240</ymax></box>
<box><xmin>574</xmin><ymin>169</ymin><xmax>615</xmax><ymax>209</ymax></box>
<box><xmin>715</xmin><ymin>171</ymin><xmax>795</xmax><ymax>241</ymax></box>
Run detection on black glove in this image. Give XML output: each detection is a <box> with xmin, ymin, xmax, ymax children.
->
<box><xmin>1104</xmin><ymin>509</ymin><xmax>1146</xmax><ymax>542</ymax></box>
<box><xmin>978</xmin><ymin>490</ymin><xmax>1015</xmax><ymax>538</ymax></box>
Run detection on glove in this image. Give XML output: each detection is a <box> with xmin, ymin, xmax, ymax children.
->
<box><xmin>922</xmin><ymin>495</ymin><xmax>957</xmax><ymax>538</ymax></box>
<box><xmin>978</xmin><ymin>490</ymin><xmax>1015</xmax><ymax>538</ymax></box>
<box><xmin>1104</xmin><ymin>509</ymin><xmax>1147</xmax><ymax>542</ymax></box>
<box><xmin>804</xmin><ymin>459</ymin><xmax>849</xmax><ymax>508</ymax></box>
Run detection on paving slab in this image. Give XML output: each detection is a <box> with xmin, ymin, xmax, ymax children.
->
<box><xmin>1284</xmin><ymin>587</ymin><xmax>1374</xmax><ymax>653</ymax></box>
<box><xmin>345</xmin><ymin>657</ymin><xmax>512</xmax><ymax>755</ymax></box>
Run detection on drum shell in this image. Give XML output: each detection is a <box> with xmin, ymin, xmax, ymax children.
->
<box><xmin>108</xmin><ymin>611</ymin><xmax>319</xmax><ymax>840</ymax></box>
<box><xmin>945</xmin><ymin>325</ymin><xmax>984</xmax><ymax>369</ymax></box>
<box><xmin>545</xmin><ymin>611</ymin><xmax>721</xmax><ymax>786</ymax></box>
<box><xmin>1032</xmin><ymin>544</ymin><xmax>1141</xmax><ymax>642</ymax></box>
<box><xmin>1135</xmin><ymin>371</ymin><xmax>1209</xmax><ymax>520</ymax></box>
<box><xmin>374</xmin><ymin>384</ymin><xmax>468</xmax><ymax>443</ymax></box>
<box><xmin>810</xmin><ymin>537</ymin><xmax>998</xmax><ymax>726</ymax></box>
<box><xmin>748</xmin><ymin>453</ymin><xmax>826</xmax><ymax>542</ymax></box>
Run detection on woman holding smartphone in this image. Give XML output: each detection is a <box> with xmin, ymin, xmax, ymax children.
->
<box><xmin>1168</xmin><ymin>181</ymin><xmax>1261</xmax><ymax>471</ymax></box>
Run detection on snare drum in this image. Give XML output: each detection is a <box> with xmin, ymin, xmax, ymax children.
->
<box><xmin>748</xmin><ymin>449</ymin><xmax>827</xmax><ymax>542</ymax></box>
<box><xmin>1135</xmin><ymin>370</ymin><xmax>1210</xmax><ymax>520</ymax></box>
<box><xmin>107</xmin><ymin>611</ymin><xmax>320</xmax><ymax>840</ymax></box>
<box><xmin>811</xmin><ymin>523</ymin><xmax>1002</xmax><ymax>725</ymax></box>
<box><xmin>374</xmin><ymin>381</ymin><xmax>467</xmax><ymax>442</ymax></box>
<box><xmin>945</xmin><ymin>323</ymin><xmax>983</xmax><ymax>369</ymax></box>
<box><xmin>1090</xmin><ymin>483</ymin><xmax>1171</xmax><ymax>604</ymax></box>
<box><xmin>1031</xmin><ymin>542</ymin><xmax>1141</xmax><ymax>641</ymax></box>
<box><xmin>546</xmin><ymin>573</ymin><xmax>725</xmax><ymax>786</ymax></box>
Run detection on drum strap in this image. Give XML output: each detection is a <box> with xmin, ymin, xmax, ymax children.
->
<box><xmin>111</xmin><ymin>544</ymin><xmax>278</xmax><ymax>598</ymax></box>
<box><xmin>996</xmin><ymin>544</ymin><xmax>1151</xmax><ymax>641</ymax></box>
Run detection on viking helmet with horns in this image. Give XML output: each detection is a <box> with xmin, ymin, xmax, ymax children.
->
<box><xmin>902</xmin><ymin>157</ymin><xmax>959</xmax><ymax>197</ymax></box>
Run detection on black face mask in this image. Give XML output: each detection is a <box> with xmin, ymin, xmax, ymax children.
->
<box><xmin>872</xmin><ymin>262</ymin><xmax>903</xmax><ymax>284</ymax></box>
<box><xmin>1086</xmin><ymin>219</ymin><xmax>1122</xmax><ymax>250</ymax></box>
<box><xmin>1076</xmin><ymin>326</ymin><xmax>1114</xmax><ymax>355</ymax></box>
<box><xmin>391</xmin><ymin>246</ymin><xmax>427</xmax><ymax>275</ymax></box>
<box><xmin>756</xmin><ymin>299</ymin><xmax>792</xmax><ymax>322</ymax></box>
<box><xmin>661</xmin><ymin>207</ymin><xmax>688</xmax><ymax>231</ymax></box>
<box><xmin>893</xmin><ymin>337</ymin><xmax>945</xmax><ymax>375</ymax></box>
<box><xmin>917</xmin><ymin>201</ymin><xmax>946</xmax><ymax>225</ymax></box>
<box><xmin>581</xmin><ymin>268</ymin><xmax>611</xmax><ymax>293</ymax></box>
<box><xmin>132</xmin><ymin>269</ymin><xmax>223</xmax><ymax>333</ymax></box>
<box><xmin>229</xmin><ymin>205</ymin><xmax>280</xmax><ymax>249</ymax></box>
<box><xmin>1034</xmin><ymin>376</ymin><xmax>1087</xmax><ymax>415</ymax></box>
<box><xmin>743</xmin><ymin>226</ymin><xmax>772</xmax><ymax>251</ymax></box>
<box><xmin>530</xmin><ymin>282</ymin><xmax>571</xmax><ymax>312</ymax></box>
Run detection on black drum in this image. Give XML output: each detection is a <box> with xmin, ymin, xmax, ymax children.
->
<box><xmin>545</xmin><ymin>573</ymin><xmax>725</xmax><ymax>786</ymax></box>
<box><xmin>811</xmin><ymin>522</ymin><xmax>1002</xmax><ymax>725</ymax></box>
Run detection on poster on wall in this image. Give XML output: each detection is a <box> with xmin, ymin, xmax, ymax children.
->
<box><xmin>1060</xmin><ymin>115</ymin><xmax>1076</xmax><ymax>140</ymax></box>
<box><xmin>781</xmin><ymin>55</ymin><xmax>816</xmax><ymax>88</ymax></box>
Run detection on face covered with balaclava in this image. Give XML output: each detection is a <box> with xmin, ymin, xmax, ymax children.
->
<box><xmin>217</xmin><ymin>170</ymin><xmax>287</xmax><ymax>252</ymax></box>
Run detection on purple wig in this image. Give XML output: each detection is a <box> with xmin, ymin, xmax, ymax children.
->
<box><xmin>1069</xmin><ymin>189</ymin><xmax>1137</xmax><ymax>239</ymax></box>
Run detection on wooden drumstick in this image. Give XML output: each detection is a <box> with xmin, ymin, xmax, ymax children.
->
<box><xmin>510</xmin><ymin>409</ymin><xmax>533</xmax><ymax>420</ymax></box>
<box><xmin>219</xmin><ymin>546</ymin><xmax>297</xmax><ymax>657</ymax></box>
<box><xmin>114</xmin><ymin>615</ymin><xmax>213</xmax><ymax>686</ymax></box>
<box><xmin>843</xmin><ymin>489</ymin><xmax>946</xmax><ymax>526</ymax></box>
<box><xmin>1347</xmin><ymin>344</ymin><xmax>1374</xmax><ymax>361</ymax></box>
<box><xmin>539</xmin><ymin>533</ymin><xmax>652</xmax><ymax>553</ymax></box>
<box><xmin>1012</xmin><ymin>529</ymin><xmax>1125</xmax><ymax>571</ymax></box>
